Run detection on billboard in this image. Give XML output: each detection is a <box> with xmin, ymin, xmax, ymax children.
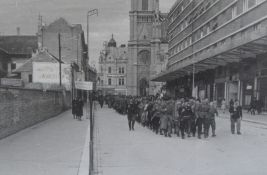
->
<box><xmin>33</xmin><ymin>62</ymin><xmax>71</xmax><ymax>85</ymax></box>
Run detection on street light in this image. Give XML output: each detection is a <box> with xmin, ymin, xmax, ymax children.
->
<box><xmin>87</xmin><ymin>9</ymin><xmax>98</xmax><ymax>62</ymax></box>
<box><xmin>87</xmin><ymin>9</ymin><xmax>98</xmax><ymax>175</ymax></box>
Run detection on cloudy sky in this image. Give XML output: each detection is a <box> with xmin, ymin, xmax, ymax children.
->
<box><xmin>0</xmin><ymin>0</ymin><xmax>176</xmax><ymax>65</ymax></box>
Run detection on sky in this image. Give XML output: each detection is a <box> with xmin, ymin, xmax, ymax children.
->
<box><xmin>0</xmin><ymin>0</ymin><xmax>176</xmax><ymax>66</ymax></box>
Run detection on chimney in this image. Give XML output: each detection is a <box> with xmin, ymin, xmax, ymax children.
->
<box><xmin>17</xmin><ymin>27</ymin><xmax>20</xmax><ymax>35</ymax></box>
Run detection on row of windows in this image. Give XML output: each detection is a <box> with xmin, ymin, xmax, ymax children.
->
<box><xmin>108</xmin><ymin>67</ymin><xmax>125</xmax><ymax>74</ymax></box>
<box><xmin>168</xmin><ymin>21</ymin><xmax>262</xmax><ymax>68</ymax></box>
<box><xmin>169</xmin><ymin>0</ymin><xmax>266</xmax><ymax>57</ymax></box>
<box><xmin>169</xmin><ymin>0</ymin><xmax>193</xmax><ymax>24</ymax></box>
<box><xmin>137</xmin><ymin>16</ymin><xmax>154</xmax><ymax>23</ymax></box>
<box><xmin>169</xmin><ymin>0</ymin><xmax>218</xmax><ymax>39</ymax></box>
<box><xmin>107</xmin><ymin>78</ymin><xmax>125</xmax><ymax>86</ymax></box>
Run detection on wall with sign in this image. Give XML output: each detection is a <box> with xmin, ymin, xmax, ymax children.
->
<box><xmin>33</xmin><ymin>62</ymin><xmax>71</xmax><ymax>90</ymax></box>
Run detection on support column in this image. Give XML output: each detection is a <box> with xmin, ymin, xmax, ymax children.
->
<box><xmin>213</xmin><ymin>83</ymin><xmax>216</xmax><ymax>101</ymax></box>
<box><xmin>254</xmin><ymin>76</ymin><xmax>259</xmax><ymax>100</ymax></box>
<box><xmin>224</xmin><ymin>82</ymin><xmax>228</xmax><ymax>105</ymax></box>
<box><xmin>238</xmin><ymin>80</ymin><xmax>241</xmax><ymax>105</ymax></box>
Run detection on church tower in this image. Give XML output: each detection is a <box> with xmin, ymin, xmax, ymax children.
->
<box><xmin>127</xmin><ymin>0</ymin><xmax>160</xmax><ymax>96</ymax></box>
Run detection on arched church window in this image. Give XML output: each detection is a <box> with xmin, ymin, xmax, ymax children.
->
<box><xmin>138</xmin><ymin>50</ymin><xmax>151</xmax><ymax>65</ymax></box>
<box><xmin>142</xmin><ymin>0</ymin><xmax>148</xmax><ymax>11</ymax></box>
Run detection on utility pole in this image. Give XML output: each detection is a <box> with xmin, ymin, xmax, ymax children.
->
<box><xmin>58</xmin><ymin>33</ymin><xmax>62</xmax><ymax>87</ymax></box>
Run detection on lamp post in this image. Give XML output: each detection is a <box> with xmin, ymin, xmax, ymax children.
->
<box><xmin>58</xmin><ymin>33</ymin><xmax>62</xmax><ymax>87</ymax></box>
<box><xmin>87</xmin><ymin>9</ymin><xmax>98</xmax><ymax>175</ymax></box>
<box><xmin>87</xmin><ymin>9</ymin><xmax>98</xmax><ymax>62</ymax></box>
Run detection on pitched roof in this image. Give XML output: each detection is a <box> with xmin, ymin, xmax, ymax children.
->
<box><xmin>14</xmin><ymin>50</ymin><xmax>63</xmax><ymax>73</ymax></box>
<box><xmin>0</xmin><ymin>35</ymin><xmax>38</xmax><ymax>55</ymax></box>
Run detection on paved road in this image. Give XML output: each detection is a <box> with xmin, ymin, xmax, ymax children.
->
<box><xmin>0</xmin><ymin>110</ymin><xmax>89</xmax><ymax>175</ymax></box>
<box><xmin>94</xmin><ymin>107</ymin><xmax>267</xmax><ymax>175</ymax></box>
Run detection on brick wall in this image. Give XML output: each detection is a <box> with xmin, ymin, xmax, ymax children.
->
<box><xmin>0</xmin><ymin>87</ymin><xmax>71</xmax><ymax>139</ymax></box>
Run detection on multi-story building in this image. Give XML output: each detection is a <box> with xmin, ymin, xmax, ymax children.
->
<box><xmin>153</xmin><ymin>0</ymin><xmax>267</xmax><ymax>110</ymax></box>
<box><xmin>127</xmin><ymin>0</ymin><xmax>169</xmax><ymax>96</ymax></box>
<box><xmin>38</xmin><ymin>17</ymin><xmax>96</xmax><ymax>84</ymax></box>
<box><xmin>97</xmin><ymin>35</ymin><xmax>128</xmax><ymax>95</ymax></box>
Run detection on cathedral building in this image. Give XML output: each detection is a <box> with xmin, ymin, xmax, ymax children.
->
<box><xmin>127</xmin><ymin>0</ymin><xmax>169</xmax><ymax>96</ymax></box>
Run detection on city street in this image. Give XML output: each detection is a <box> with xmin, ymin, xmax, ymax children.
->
<box><xmin>94</xmin><ymin>107</ymin><xmax>267</xmax><ymax>175</ymax></box>
<box><xmin>0</xmin><ymin>110</ymin><xmax>90</xmax><ymax>175</ymax></box>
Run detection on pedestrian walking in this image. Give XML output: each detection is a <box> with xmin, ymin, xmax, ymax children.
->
<box><xmin>99</xmin><ymin>95</ymin><xmax>104</xmax><ymax>108</ymax></box>
<box><xmin>205</xmin><ymin>102</ymin><xmax>218</xmax><ymax>138</ymax></box>
<box><xmin>197</xmin><ymin>99</ymin><xmax>210</xmax><ymax>139</ymax></box>
<box><xmin>179</xmin><ymin>101</ymin><xmax>193</xmax><ymax>139</ymax></box>
<box><xmin>77</xmin><ymin>98</ymin><xmax>84</xmax><ymax>121</ymax></box>
<box><xmin>229</xmin><ymin>101</ymin><xmax>242</xmax><ymax>135</ymax></box>
<box><xmin>221</xmin><ymin>98</ymin><xmax>226</xmax><ymax>114</ymax></box>
<box><xmin>127</xmin><ymin>99</ymin><xmax>137</xmax><ymax>131</ymax></box>
<box><xmin>72</xmin><ymin>98</ymin><xmax>78</xmax><ymax>119</ymax></box>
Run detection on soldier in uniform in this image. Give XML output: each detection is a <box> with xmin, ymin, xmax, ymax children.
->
<box><xmin>180</xmin><ymin>101</ymin><xmax>193</xmax><ymax>139</ymax></box>
<box><xmin>229</xmin><ymin>101</ymin><xmax>242</xmax><ymax>135</ymax></box>
<box><xmin>173</xmin><ymin>100</ymin><xmax>181</xmax><ymax>137</ymax></box>
<box><xmin>196</xmin><ymin>99</ymin><xmax>210</xmax><ymax>139</ymax></box>
<box><xmin>205</xmin><ymin>101</ymin><xmax>218</xmax><ymax>138</ymax></box>
<box><xmin>127</xmin><ymin>99</ymin><xmax>137</xmax><ymax>131</ymax></box>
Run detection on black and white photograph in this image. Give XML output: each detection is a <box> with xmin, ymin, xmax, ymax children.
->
<box><xmin>1</xmin><ymin>0</ymin><xmax>267</xmax><ymax>175</ymax></box>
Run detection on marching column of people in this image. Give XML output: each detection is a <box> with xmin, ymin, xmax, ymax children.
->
<box><xmin>100</xmin><ymin>94</ymin><xmax>243</xmax><ymax>139</ymax></box>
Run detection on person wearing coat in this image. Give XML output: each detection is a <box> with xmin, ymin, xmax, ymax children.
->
<box><xmin>72</xmin><ymin>98</ymin><xmax>78</xmax><ymax>119</ymax></box>
<box><xmin>205</xmin><ymin>102</ymin><xmax>218</xmax><ymax>138</ymax></box>
<box><xmin>76</xmin><ymin>98</ymin><xmax>84</xmax><ymax>121</ymax></box>
<box><xmin>196</xmin><ymin>99</ymin><xmax>210</xmax><ymax>139</ymax></box>
<box><xmin>127</xmin><ymin>99</ymin><xmax>137</xmax><ymax>131</ymax></box>
<box><xmin>179</xmin><ymin>101</ymin><xmax>193</xmax><ymax>139</ymax></box>
<box><xmin>173</xmin><ymin>100</ymin><xmax>182</xmax><ymax>137</ymax></box>
<box><xmin>159</xmin><ymin>111</ymin><xmax>169</xmax><ymax>137</ymax></box>
<box><xmin>99</xmin><ymin>95</ymin><xmax>104</xmax><ymax>108</ymax></box>
<box><xmin>229</xmin><ymin>101</ymin><xmax>242</xmax><ymax>135</ymax></box>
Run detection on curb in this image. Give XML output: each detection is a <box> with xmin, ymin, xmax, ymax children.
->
<box><xmin>77</xmin><ymin>120</ymin><xmax>90</xmax><ymax>175</ymax></box>
<box><xmin>219</xmin><ymin>115</ymin><xmax>267</xmax><ymax>126</ymax></box>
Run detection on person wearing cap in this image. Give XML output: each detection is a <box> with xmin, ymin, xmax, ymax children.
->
<box><xmin>174</xmin><ymin>99</ymin><xmax>182</xmax><ymax>137</ymax></box>
<box><xmin>197</xmin><ymin>99</ymin><xmax>210</xmax><ymax>139</ymax></box>
<box><xmin>127</xmin><ymin>99</ymin><xmax>137</xmax><ymax>131</ymax></box>
<box><xmin>180</xmin><ymin>101</ymin><xmax>193</xmax><ymax>139</ymax></box>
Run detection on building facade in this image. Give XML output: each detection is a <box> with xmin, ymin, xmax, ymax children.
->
<box><xmin>127</xmin><ymin>0</ymin><xmax>169</xmax><ymax>96</ymax></box>
<box><xmin>153</xmin><ymin>0</ymin><xmax>267</xmax><ymax>110</ymax></box>
<box><xmin>97</xmin><ymin>36</ymin><xmax>128</xmax><ymax>95</ymax></box>
<box><xmin>38</xmin><ymin>17</ymin><xmax>96</xmax><ymax>85</ymax></box>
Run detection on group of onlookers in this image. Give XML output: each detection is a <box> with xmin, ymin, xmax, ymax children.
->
<box><xmin>72</xmin><ymin>98</ymin><xmax>84</xmax><ymax>121</ymax></box>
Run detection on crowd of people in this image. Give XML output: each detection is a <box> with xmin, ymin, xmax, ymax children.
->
<box><xmin>101</xmin><ymin>95</ymin><xmax>243</xmax><ymax>139</ymax></box>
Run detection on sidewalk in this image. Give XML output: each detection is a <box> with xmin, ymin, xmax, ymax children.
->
<box><xmin>218</xmin><ymin>109</ymin><xmax>267</xmax><ymax>125</ymax></box>
<box><xmin>0</xmin><ymin>109</ymin><xmax>90</xmax><ymax>175</ymax></box>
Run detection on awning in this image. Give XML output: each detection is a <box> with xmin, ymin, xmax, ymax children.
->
<box><xmin>152</xmin><ymin>36</ymin><xmax>267</xmax><ymax>82</ymax></box>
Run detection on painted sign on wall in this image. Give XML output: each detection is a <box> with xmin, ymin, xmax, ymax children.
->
<box><xmin>33</xmin><ymin>62</ymin><xmax>71</xmax><ymax>85</ymax></box>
